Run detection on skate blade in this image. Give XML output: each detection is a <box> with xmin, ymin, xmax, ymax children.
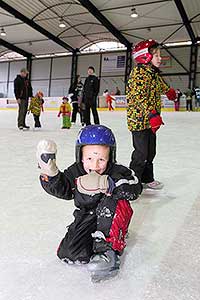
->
<box><xmin>90</xmin><ymin>269</ymin><xmax>119</xmax><ymax>283</ymax></box>
<box><xmin>143</xmin><ymin>184</ymin><xmax>164</xmax><ymax>190</ymax></box>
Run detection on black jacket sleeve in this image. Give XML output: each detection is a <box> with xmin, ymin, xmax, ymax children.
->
<box><xmin>109</xmin><ymin>164</ymin><xmax>142</xmax><ymax>201</ymax></box>
<box><xmin>40</xmin><ymin>171</ymin><xmax>74</xmax><ymax>200</ymax></box>
<box><xmin>40</xmin><ymin>164</ymin><xmax>103</xmax><ymax>209</ymax></box>
<box><xmin>14</xmin><ymin>76</ymin><xmax>23</xmax><ymax>99</ymax></box>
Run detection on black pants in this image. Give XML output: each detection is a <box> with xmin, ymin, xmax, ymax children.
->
<box><xmin>33</xmin><ymin>114</ymin><xmax>41</xmax><ymax>127</ymax></box>
<box><xmin>129</xmin><ymin>129</ymin><xmax>156</xmax><ymax>183</ymax></box>
<box><xmin>186</xmin><ymin>99</ymin><xmax>192</xmax><ymax>111</ymax></box>
<box><xmin>57</xmin><ymin>209</ymin><xmax>97</xmax><ymax>263</ymax></box>
<box><xmin>17</xmin><ymin>99</ymin><xmax>28</xmax><ymax>128</ymax></box>
<box><xmin>57</xmin><ymin>198</ymin><xmax>133</xmax><ymax>262</ymax></box>
<box><xmin>71</xmin><ymin>103</ymin><xmax>84</xmax><ymax>123</ymax></box>
<box><xmin>84</xmin><ymin>101</ymin><xmax>100</xmax><ymax>126</ymax></box>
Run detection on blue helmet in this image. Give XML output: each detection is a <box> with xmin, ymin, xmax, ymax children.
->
<box><xmin>76</xmin><ymin>125</ymin><xmax>116</xmax><ymax>163</ymax></box>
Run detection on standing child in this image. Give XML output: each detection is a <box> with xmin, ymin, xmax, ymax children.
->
<box><xmin>103</xmin><ymin>89</ymin><xmax>115</xmax><ymax>111</ymax></box>
<box><xmin>36</xmin><ymin>125</ymin><xmax>142</xmax><ymax>282</ymax></box>
<box><xmin>28</xmin><ymin>90</ymin><xmax>44</xmax><ymax>129</ymax></box>
<box><xmin>126</xmin><ymin>39</ymin><xmax>176</xmax><ymax>190</ymax></box>
<box><xmin>58</xmin><ymin>96</ymin><xmax>71</xmax><ymax>129</ymax></box>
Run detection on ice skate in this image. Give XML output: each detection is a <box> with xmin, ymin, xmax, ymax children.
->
<box><xmin>34</xmin><ymin>127</ymin><xmax>41</xmax><ymax>131</ymax></box>
<box><xmin>23</xmin><ymin>125</ymin><xmax>30</xmax><ymax>130</ymax></box>
<box><xmin>143</xmin><ymin>180</ymin><xmax>164</xmax><ymax>190</ymax></box>
<box><xmin>87</xmin><ymin>249</ymin><xmax>120</xmax><ymax>283</ymax></box>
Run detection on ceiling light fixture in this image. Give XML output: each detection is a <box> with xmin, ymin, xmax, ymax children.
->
<box><xmin>0</xmin><ymin>27</ymin><xmax>6</xmax><ymax>37</ymax></box>
<box><xmin>164</xmin><ymin>41</ymin><xmax>192</xmax><ymax>47</ymax></box>
<box><xmin>59</xmin><ymin>18</ymin><xmax>66</xmax><ymax>28</ymax></box>
<box><xmin>131</xmin><ymin>7</ymin><xmax>138</xmax><ymax>18</ymax></box>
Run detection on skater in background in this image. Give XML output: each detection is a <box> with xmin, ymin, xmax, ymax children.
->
<box><xmin>174</xmin><ymin>88</ymin><xmax>182</xmax><ymax>111</ymax></box>
<box><xmin>127</xmin><ymin>39</ymin><xmax>176</xmax><ymax>190</ymax></box>
<box><xmin>103</xmin><ymin>89</ymin><xmax>115</xmax><ymax>111</ymax></box>
<box><xmin>57</xmin><ymin>96</ymin><xmax>71</xmax><ymax>129</ymax></box>
<box><xmin>184</xmin><ymin>88</ymin><xmax>193</xmax><ymax>111</ymax></box>
<box><xmin>14</xmin><ymin>68</ymin><xmax>33</xmax><ymax>130</ymax></box>
<box><xmin>28</xmin><ymin>90</ymin><xmax>44</xmax><ymax>129</ymax></box>
<box><xmin>194</xmin><ymin>86</ymin><xmax>200</xmax><ymax>110</ymax></box>
<box><xmin>82</xmin><ymin>66</ymin><xmax>100</xmax><ymax>126</ymax></box>
<box><xmin>36</xmin><ymin>125</ymin><xmax>142</xmax><ymax>282</ymax></box>
<box><xmin>68</xmin><ymin>75</ymin><xmax>84</xmax><ymax>125</ymax></box>
<box><xmin>115</xmin><ymin>86</ymin><xmax>121</xmax><ymax>95</ymax></box>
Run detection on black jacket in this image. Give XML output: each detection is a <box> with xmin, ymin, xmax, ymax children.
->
<box><xmin>14</xmin><ymin>75</ymin><xmax>33</xmax><ymax>100</ymax></box>
<box><xmin>82</xmin><ymin>75</ymin><xmax>99</xmax><ymax>102</ymax></box>
<box><xmin>40</xmin><ymin>162</ymin><xmax>142</xmax><ymax>210</ymax></box>
<box><xmin>69</xmin><ymin>81</ymin><xmax>83</xmax><ymax>103</ymax></box>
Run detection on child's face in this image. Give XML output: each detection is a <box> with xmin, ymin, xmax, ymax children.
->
<box><xmin>151</xmin><ymin>49</ymin><xmax>161</xmax><ymax>68</ymax></box>
<box><xmin>82</xmin><ymin>145</ymin><xmax>110</xmax><ymax>174</ymax></box>
<box><xmin>88</xmin><ymin>68</ymin><xmax>94</xmax><ymax>75</ymax></box>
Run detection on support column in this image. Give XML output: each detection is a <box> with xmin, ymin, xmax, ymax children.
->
<box><xmin>26</xmin><ymin>55</ymin><xmax>32</xmax><ymax>80</ymax></box>
<box><xmin>48</xmin><ymin>57</ymin><xmax>53</xmax><ymax>97</ymax></box>
<box><xmin>189</xmin><ymin>44</ymin><xmax>198</xmax><ymax>89</ymax></box>
<box><xmin>6</xmin><ymin>61</ymin><xmax>10</xmax><ymax>97</ymax></box>
<box><xmin>70</xmin><ymin>49</ymin><xmax>78</xmax><ymax>86</ymax></box>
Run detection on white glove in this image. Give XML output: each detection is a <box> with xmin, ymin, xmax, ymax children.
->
<box><xmin>76</xmin><ymin>171</ymin><xmax>110</xmax><ymax>195</ymax></box>
<box><xmin>36</xmin><ymin>139</ymin><xmax>59</xmax><ymax>177</ymax></box>
<box><xmin>68</xmin><ymin>93</ymin><xmax>73</xmax><ymax>102</ymax></box>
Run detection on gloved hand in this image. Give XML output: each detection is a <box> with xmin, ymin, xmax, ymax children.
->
<box><xmin>36</xmin><ymin>139</ymin><xmax>59</xmax><ymax>177</ymax></box>
<box><xmin>57</xmin><ymin>112</ymin><xmax>61</xmax><ymax>117</ymax></box>
<box><xmin>149</xmin><ymin>110</ymin><xmax>164</xmax><ymax>134</ymax></box>
<box><xmin>76</xmin><ymin>171</ymin><xmax>115</xmax><ymax>196</ymax></box>
<box><xmin>166</xmin><ymin>88</ymin><xmax>176</xmax><ymax>101</ymax></box>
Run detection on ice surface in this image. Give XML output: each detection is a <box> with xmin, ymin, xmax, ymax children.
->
<box><xmin>0</xmin><ymin>110</ymin><xmax>200</xmax><ymax>300</ymax></box>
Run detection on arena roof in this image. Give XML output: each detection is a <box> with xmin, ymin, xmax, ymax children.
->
<box><xmin>0</xmin><ymin>0</ymin><xmax>200</xmax><ymax>57</ymax></box>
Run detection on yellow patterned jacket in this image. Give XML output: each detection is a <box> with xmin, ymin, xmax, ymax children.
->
<box><xmin>126</xmin><ymin>65</ymin><xmax>170</xmax><ymax>132</ymax></box>
<box><xmin>28</xmin><ymin>97</ymin><xmax>44</xmax><ymax>116</ymax></box>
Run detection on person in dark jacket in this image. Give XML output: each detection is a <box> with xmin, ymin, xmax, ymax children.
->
<box><xmin>36</xmin><ymin>125</ymin><xmax>142</xmax><ymax>282</ymax></box>
<box><xmin>14</xmin><ymin>68</ymin><xmax>33</xmax><ymax>130</ymax></box>
<box><xmin>82</xmin><ymin>66</ymin><xmax>100</xmax><ymax>126</ymax></box>
<box><xmin>68</xmin><ymin>74</ymin><xmax>84</xmax><ymax>125</ymax></box>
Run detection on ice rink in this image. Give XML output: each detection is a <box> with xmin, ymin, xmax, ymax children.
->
<box><xmin>0</xmin><ymin>109</ymin><xmax>200</xmax><ymax>300</ymax></box>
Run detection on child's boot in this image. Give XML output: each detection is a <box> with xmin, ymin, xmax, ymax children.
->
<box><xmin>87</xmin><ymin>249</ymin><xmax>120</xmax><ymax>283</ymax></box>
<box><xmin>87</xmin><ymin>231</ymin><xmax>120</xmax><ymax>282</ymax></box>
